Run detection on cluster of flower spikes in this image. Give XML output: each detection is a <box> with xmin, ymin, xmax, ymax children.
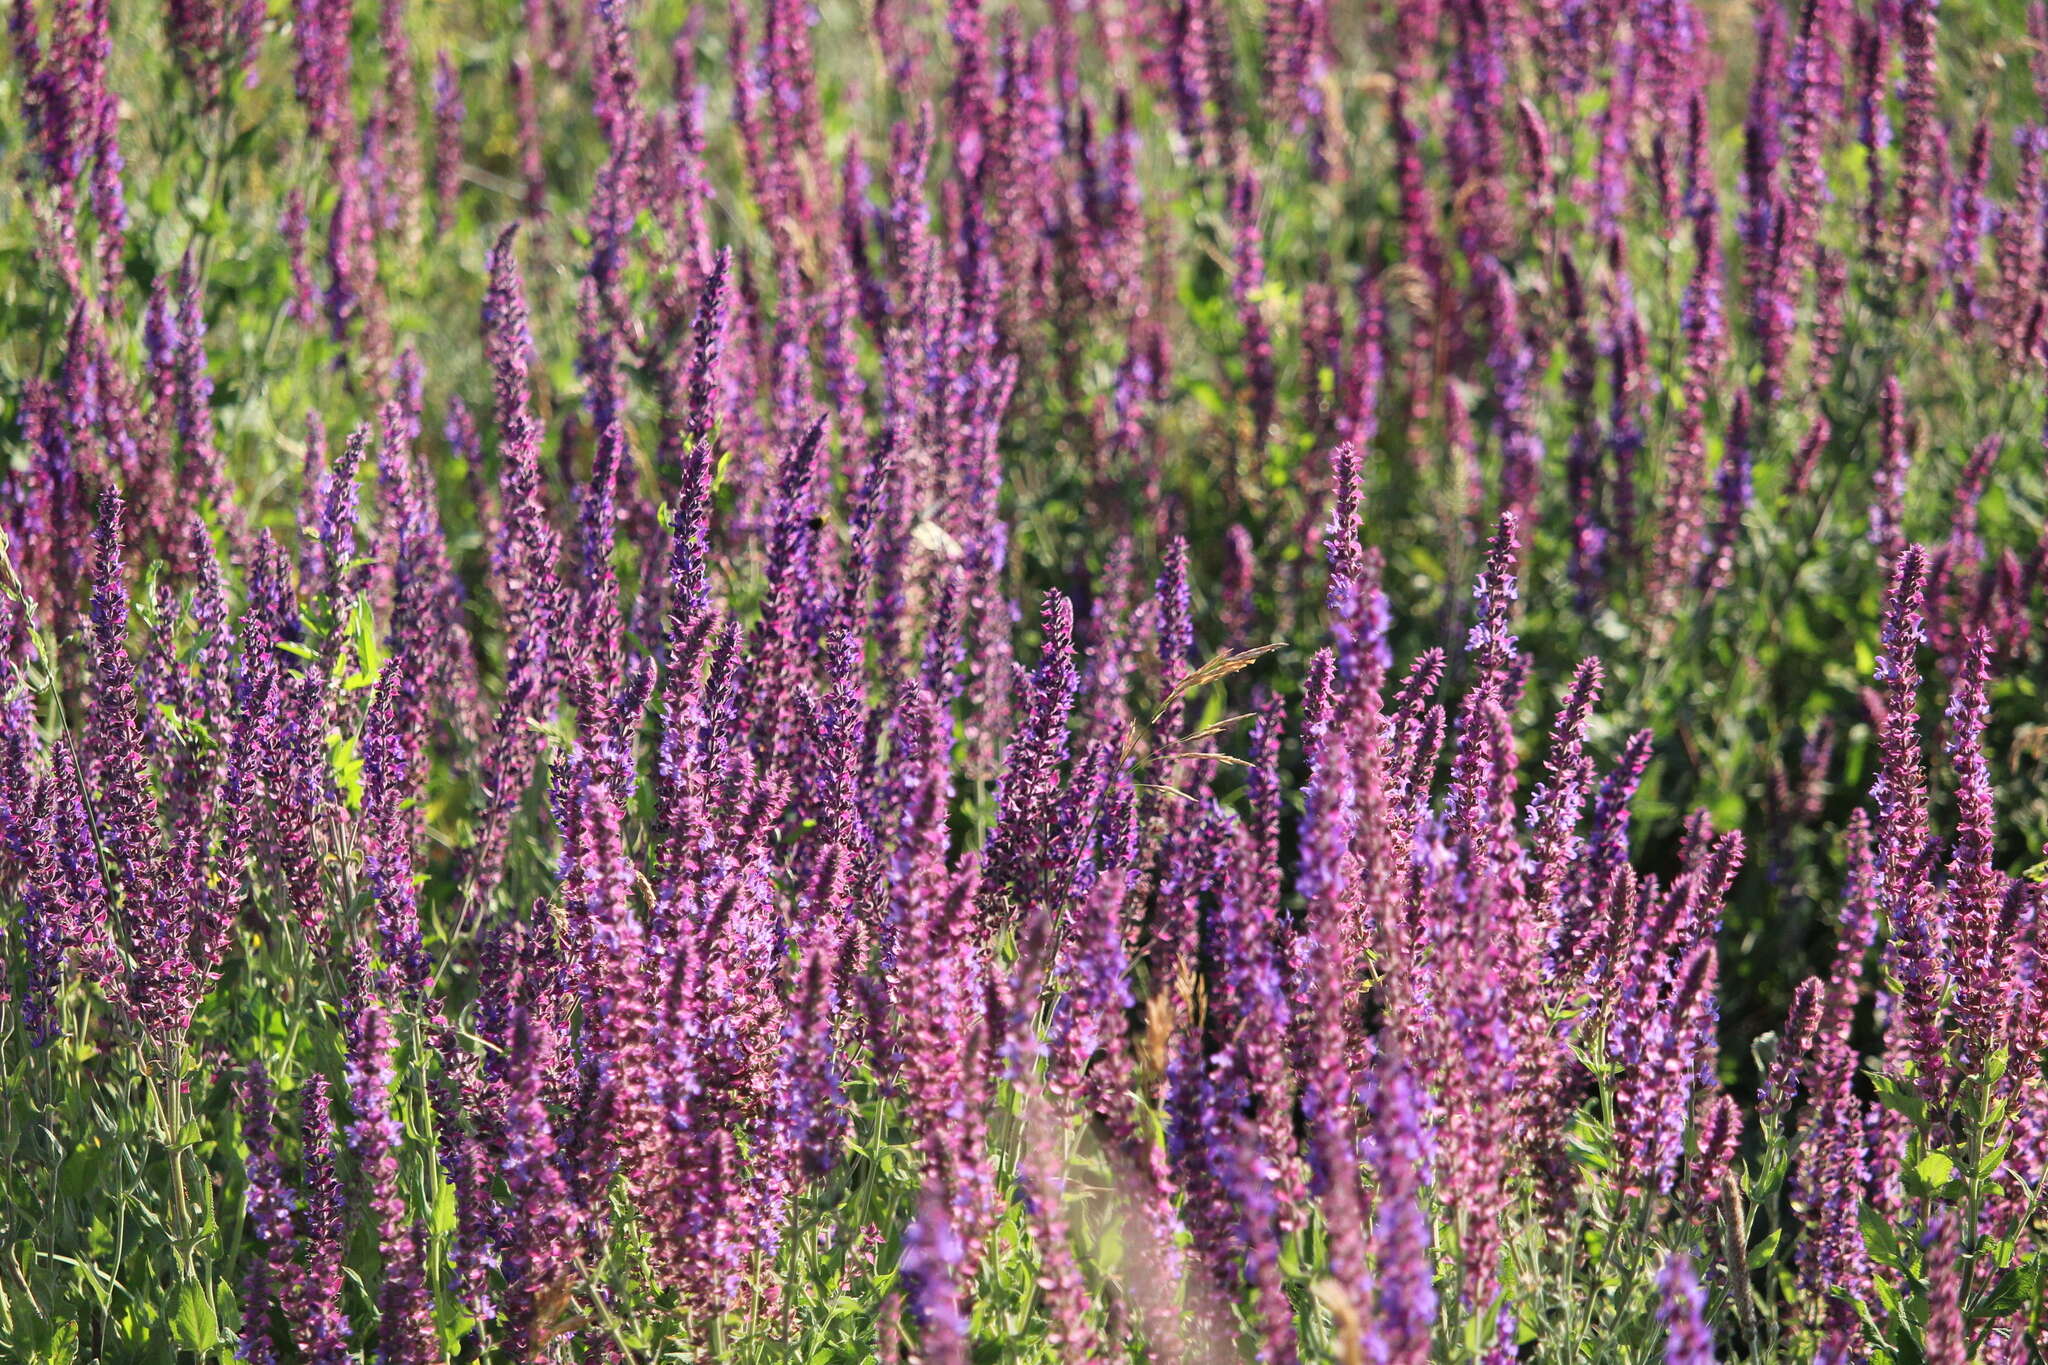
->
<box><xmin>6</xmin><ymin>0</ymin><xmax>2048</xmax><ymax>1360</ymax></box>
<box><xmin>0</xmin><ymin>289</ymin><xmax>1767</xmax><ymax>1363</ymax></box>
<box><xmin>1761</xmin><ymin>548</ymin><xmax>2048</xmax><ymax>1363</ymax></box>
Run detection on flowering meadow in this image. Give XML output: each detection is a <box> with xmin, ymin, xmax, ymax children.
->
<box><xmin>6</xmin><ymin>0</ymin><xmax>2048</xmax><ymax>1361</ymax></box>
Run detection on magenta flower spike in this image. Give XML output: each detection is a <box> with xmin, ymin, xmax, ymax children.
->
<box><xmin>1943</xmin><ymin>630</ymin><xmax>2007</xmax><ymax>1058</ymax></box>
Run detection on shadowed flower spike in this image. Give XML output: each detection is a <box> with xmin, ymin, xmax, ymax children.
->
<box><xmin>368</xmin><ymin>0</ymin><xmax>422</xmax><ymax>240</ymax></box>
<box><xmin>1760</xmin><ymin>977</ymin><xmax>1821</xmax><ymax>1121</ymax></box>
<box><xmin>87</xmin><ymin>489</ymin><xmax>192</xmax><ymax>1033</ymax></box>
<box><xmin>1692</xmin><ymin>1093</ymin><xmax>1742</xmax><ymax>1194</ymax></box>
<box><xmin>1787</xmin><ymin>414</ymin><xmax>1832</xmax><ymax>499</ymax></box>
<box><xmin>168</xmin><ymin>0</ymin><xmax>263</xmax><ymax>102</ymax></box>
<box><xmin>770</xmin><ymin>932</ymin><xmax>848</xmax><ymax>1182</ymax></box>
<box><xmin>432</xmin><ymin>51</ymin><xmax>465</xmax><ymax>232</ymax></box>
<box><xmin>1</xmin><ymin>746</ymin><xmax>63</xmax><ymax>1047</ymax></box>
<box><xmin>499</xmin><ymin>993</ymin><xmax>584</xmax><ymax>1355</ymax></box>
<box><xmin>1527</xmin><ymin>657</ymin><xmax>1602</xmax><ymax>923</ymax></box>
<box><xmin>1892</xmin><ymin>0</ymin><xmax>1941</xmax><ymax>275</ymax></box>
<box><xmin>1652</xmin><ymin>193</ymin><xmax>1724</xmax><ymax>609</ymax></box>
<box><xmin>13</xmin><ymin>0</ymin><xmax>127</xmax><ymax>294</ymax></box>
<box><xmin>1048</xmin><ymin>869</ymin><xmax>1134</xmax><ymax>1112</ymax></box>
<box><xmin>1870</xmin><ymin>377</ymin><xmax>1911</xmax><ymax>566</ymax></box>
<box><xmin>1480</xmin><ymin>260</ymin><xmax>1542</xmax><ymax>522</ymax></box>
<box><xmin>293</xmin><ymin>1075</ymin><xmax>350</xmax><ymax>1365</ymax></box>
<box><xmin>667</xmin><ymin>247</ymin><xmax>732</xmax><ymax>615</ymax></box>
<box><xmin>1789</xmin><ymin>819</ymin><xmax>1880</xmax><ymax>1334</ymax></box>
<box><xmin>1698</xmin><ymin>391</ymin><xmax>1752</xmax><ymax>596</ymax></box>
<box><xmin>1324</xmin><ymin>440</ymin><xmax>1363</xmax><ymax>610</ymax></box>
<box><xmin>359</xmin><ymin>669</ymin><xmax>429</xmax><ymax>992</ymax></box>
<box><xmin>1230</xmin><ymin>170</ymin><xmax>1277</xmax><ymax>453</ymax></box>
<box><xmin>293</xmin><ymin>0</ymin><xmax>356</xmax><ymax>145</ymax></box>
<box><xmin>344</xmin><ymin>992</ymin><xmax>436</xmax><ymax>1363</ymax></box>
<box><xmin>556</xmin><ymin>749</ymin><xmax>656</xmax><ymax>1178</ymax></box>
<box><xmin>1341</xmin><ymin>275</ymin><xmax>1385</xmax><ymax>447</ymax></box>
<box><xmin>428</xmin><ymin>1053</ymin><xmax>496</xmax><ymax>1326</ymax></box>
<box><xmin>1156</xmin><ymin>533</ymin><xmax>1195</xmax><ymax>704</ymax></box>
<box><xmin>1944</xmin><ymin>120</ymin><xmax>1992</xmax><ymax>326</ymax></box>
<box><xmin>312</xmin><ymin>425</ymin><xmax>369</xmax><ymax>616</ymax></box>
<box><xmin>1616</xmin><ymin>939</ymin><xmax>1720</xmax><ymax>1196</ymax></box>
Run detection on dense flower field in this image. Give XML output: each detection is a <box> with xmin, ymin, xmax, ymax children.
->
<box><xmin>3</xmin><ymin>0</ymin><xmax>2048</xmax><ymax>1360</ymax></box>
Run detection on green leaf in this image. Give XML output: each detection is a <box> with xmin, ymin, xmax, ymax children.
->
<box><xmin>433</xmin><ymin>1176</ymin><xmax>458</xmax><ymax>1239</ymax></box>
<box><xmin>1905</xmin><ymin>1152</ymin><xmax>1955</xmax><ymax>1198</ymax></box>
<box><xmin>1860</xmin><ymin>1203</ymin><xmax>1904</xmax><ymax>1270</ymax></box>
<box><xmin>1870</xmin><ymin>1071</ymin><xmax>1927</xmax><ymax>1126</ymax></box>
<box><xmin>339</xmin><ymin>595</ymin><xmax>384</xmax><ymax>691</ymax></box>
<box><xmin>214</xmin><ymin>1280</ymin><xmax>240</xmax><ymax>1348</ymax></box>
<box><xmin>1870</xmin><ymin>1271</ymin><xmax>1902</xmax><ymax>1322</ymax></box>
<box><xmin>57</xmin><ymin>1145</ymin><xmax>102</xmax><ymax>1199</ymax></box>
<box><xmin>170</xmin><ymin>1280</ymin><xmax>217</xmax><ymax>1351</ymax></box>
<box><xmin>1970</xmin><ymin>1253</ymin><xmax>2044</xmax><ymax>1320</ymax></box>
<box><xmin>329</xmin><ymin>733</ymin><xmax>364</xmax><ymax>810</ymax></box>
<box><xmin>1749</xmin><ymin>1226</ymin><xmax>1783</xmax><ymax>1263</ymax></box>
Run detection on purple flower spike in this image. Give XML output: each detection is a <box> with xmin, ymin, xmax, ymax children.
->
<box><xmin>899</xmin><ymin>1191</ymin><xmax>970</xmax><ymax>1365</ymax></box>
<box><xmin>1365</xmin><ymin>1048</ymin><xmax>1436</xmax><ymax>1365</ymax></box>
<box><xmin>1923</xmin><ymin>1214</ymin><xmax>1966</xmax><ymax>1365</ymax></box>
<box><xmin>1657</xmin><ymin>1254</ymin><xmax>1716</xmax><ymax>1365</ymax></box>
